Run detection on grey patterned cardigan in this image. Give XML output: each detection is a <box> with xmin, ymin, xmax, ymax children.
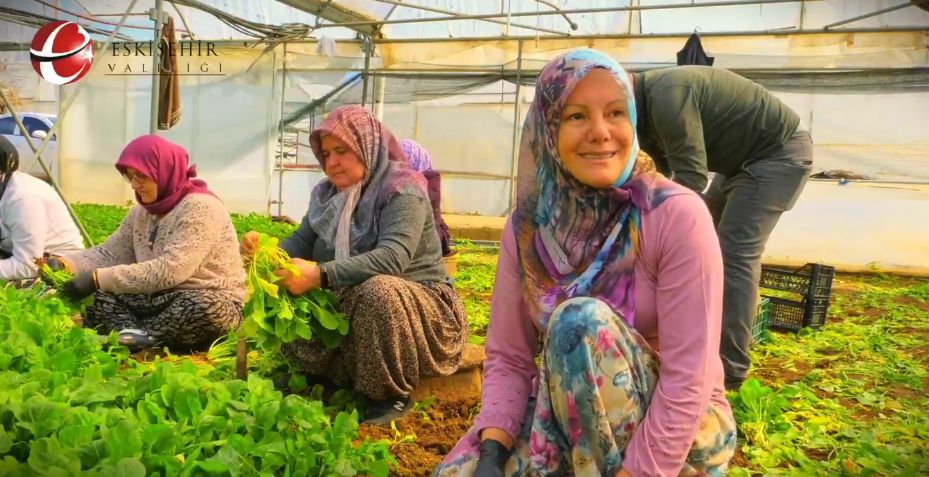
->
<box><xmin>64</xmin><ymin>194</ymin><xmax>246</xmax><ymax>301</ymax></box>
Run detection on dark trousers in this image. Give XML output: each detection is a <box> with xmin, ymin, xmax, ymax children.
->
<box><xmin>84</xmin><ymin>289</ymin><xmax>242</xmax><ymax>352</ymax></box>
<box><xmin>704</xmin><ymin>130</ymin><xmax>813</xmax><ymax>389</ymax></box>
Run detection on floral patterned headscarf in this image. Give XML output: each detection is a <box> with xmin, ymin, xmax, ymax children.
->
<box><xmin>399</xmin><ymin>139</ymin><xmax>433</xmax><ymax>173</ymax></box>
<box><xmin>513</xmin><ymin>49</ymin><xmax>683</xmax><ymax>328</ymax></box>
<box><xmin>307</xmin><ymin>105</ymin><xmax>427</xmax><ymax>258</ymax></box>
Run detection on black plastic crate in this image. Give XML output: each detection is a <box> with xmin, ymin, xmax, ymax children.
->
<box><xmin>760</xmin><ymin>263</ymin><xmax>835</xmax><ymax>332</ymax></box>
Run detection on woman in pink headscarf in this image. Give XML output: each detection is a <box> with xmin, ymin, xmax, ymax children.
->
<box><xmin>47</xmin><ymin>135</ymin><xmax>245</xmax><ymax>351</ymax></box>
<box><xmin>241</xmin><ymin>106</ymin><xmax>468</xmax><ymax>425</ymax></box>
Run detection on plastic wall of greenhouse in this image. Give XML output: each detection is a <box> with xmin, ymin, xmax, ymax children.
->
<box><xmin>51</xmin><ymin>46</ymin><xmax>279</xmax><ymax>213</ymax></box>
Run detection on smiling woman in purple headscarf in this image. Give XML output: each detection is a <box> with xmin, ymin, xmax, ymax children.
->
<box><xmin>435</xmin><ymin>49</ymin><xmax>735</xmax><ymax>477</ymax></box>
<box><xmin>47</xmin><ymin>135</ymin><xmax>245</xmax><ymax>352</ymax></box>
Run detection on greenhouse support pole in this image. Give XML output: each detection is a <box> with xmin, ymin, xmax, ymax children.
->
<box><xmin>236</xmin><ymin>337</ymin><xmax>247</xmax><ymax>380</ymax></box>
<box><xmin>627</xmin><ymin>0</ymin><xmax>642</xmax><ymax>34</ymax></box>
<box><xmin>2</xmin><ymin>0</ymin><xmax>139</xmax><ymax>247</ymax></box>
<box><xmin>277</xmin><ymin>44</ymin><xmax>287</xmax><ymax>217</ymax></box>
<box><xmin>0</xmin><ymin>92</ymin><xmax>92</xmax><ymax>247</ymax></box>
<box><xmin>799</xmin><ymin>0</ymin><xmax>806</xmax><ymax>29</ymax></box>
<box><xmin>373</xmin><ymin>74</ymin><xmax>386</xmax><ymax>121</ymax></box>
<box><xmin>149</xmin><ymin>0</ymin><xmax>165</xmax><ymax>134</ymax></box>
<box><xmin>361</xmin><ymin>37</ymin><xmax>372</xmax><ymax>108</ymax></box>
<box><xmin>508</xmin><ymin>40</ymin><xmax>523</xmax><ymax>213</ymax></box>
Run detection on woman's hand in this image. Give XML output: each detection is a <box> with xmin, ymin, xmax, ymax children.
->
<box><xmin>38</xmin><ymin>255</ymin><xmax>74</xmax><ymax>287</ymax></box>
<box><xmin>615</xmin><ymin>468</ymin><xmax>633</xmax><ymax>477</ymax></box>
<box><xmin>240</xmin><ymin>231</ymin><xmax>260</xmax><ymax>257</ymax></box>
<box><xmin>43</xmin><ymin>255</ymin><xmax>73</xmax><ymax>273</ymax></box>
<box><xmin>472</xmin><ymin>428</ymin><xmax>514</xmax><ymax>477</ymax></box>
<box><xmin>473</xmin><ymin>439</ymin><xmax>511</xmax><ymax>477</ymax></box>
<box><xmin>61</xmin><ymin>271</ymin><xmax>98</xmax><ymax>301</ymax></box>
<box><xmin>479</xmin><ymin>428</ymin><xmax>514</xmax><ymax>449</ymax></box>
<box><xmin>274</xmin><ymin>258</ymin><xmax>320</xmax><ymax>295</ymax></box>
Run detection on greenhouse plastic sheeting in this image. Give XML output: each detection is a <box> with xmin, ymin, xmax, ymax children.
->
<box><xmin>58</xmin><ymin>46</ymin><xmax>279</xmax><ymax>213</ymax></box>
<box><xmin>764</xmin><ymin>181</ymin><xmax>929</xmax><ymax>274</ymax></box>
<box><xmin>4</xmin><ymin>0</ymin><xmax>929</xmax><ymax>44</ymax></box>
<box><xmin>378</xmin><ymin>32</ymin><xmax>929</xmax><ymax>71</ymax></box>
<box><xmin>0</xmin><ymin>0</ymin><xmax>359</xmax><ymax>42</ymax></box>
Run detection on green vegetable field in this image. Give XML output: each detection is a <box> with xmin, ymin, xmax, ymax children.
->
<box><xmin>2</xmin><ymin>204</ymin><xmax>926</xmax><ymax>476</ymax></box>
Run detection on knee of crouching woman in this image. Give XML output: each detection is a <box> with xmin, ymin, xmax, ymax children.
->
<box><xmin>346</xmin><ymin>275</ymin><xmax>406</xmax><ymax>319</ymax></box>
<box><xmin>546</xmin><ymin>297</ymin><xmax>615</xmax><ymax>356</ymax></box>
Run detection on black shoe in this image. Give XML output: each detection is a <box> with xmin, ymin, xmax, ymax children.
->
<box><xmin>118</xmin><ymin>329</ymin><xmax>159</xmax><ymax>350</ymax></box>
<box><xmin>725</xmin><ymin>378</ymin><xmax>745</xmax><ymax>392</ymax></box>
<box><xmin>362</xmin><ymin>395</ymin><xmax>412</xmax><ymax>426</ymax></box>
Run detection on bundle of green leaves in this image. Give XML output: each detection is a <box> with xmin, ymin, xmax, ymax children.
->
<box><xmin>38</xmin><ymin>263</ymin><xmax>72</xmax><ymax>289</ymax></box>
<box><xmin>38</xmin><ymin>262</ymin><xmax>94</xmax><ymax>314</ymax></box>
<box><xmin>242</xmin><ymin>233</ymin><xmax>348</xmax><ymax>352</ymax></box>
<box><xmin>728</xmin><ymin>378</ymin><xmax>791</xmax><ymax>448</ymax></box>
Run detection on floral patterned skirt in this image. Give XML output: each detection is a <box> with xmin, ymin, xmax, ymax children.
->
<box><xmin>434</xmin><ymin>297</ymin><xmax>736</xmax><ymax>477</ymax></box>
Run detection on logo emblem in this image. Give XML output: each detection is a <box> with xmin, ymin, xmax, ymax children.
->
<box><xmin>30</xmin><ymin>21</ymin><xmax>94</xmax><ymax>85</ymax></box>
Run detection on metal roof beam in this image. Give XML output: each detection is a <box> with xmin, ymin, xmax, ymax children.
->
<box><xmin>275</xmin><ymin>0</ymin><xmax>384</xmax><ymax>37</ymax></box>
<box><xmin>372</xmin><ymin>0</ymin><xmax>569</xmax><ymax>36</ymax></box>
<box><xmin>824</xmin><ymin>1</ymin><xmax>918</xmax><ymax>29</ymax></box>
<box><xmin>532</xmin><ymin>0</ymin><xmax>577</xmax><ymax>30</ymax></box>
<box><xmin>372</xmin><ymin>26</ymin><xmax>929</xmax><ymax>43</ymax></box>
<box><xmin>315</xmin><ymin>0</ymin><xmax>822</xmax><ymax>30</ymax></box>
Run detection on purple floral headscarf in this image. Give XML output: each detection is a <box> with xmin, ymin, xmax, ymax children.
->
<box><xmin>307</xmin><ymin>106</ymin><xmax>427</xmax><ymax>258</ymax></box>
<box><xmin>513</xmin><ymin>49</ymin><xmax>683</xmax><ymax>329</ymax></box>
<box><xmin>399</xmin><ymin>139</ymin><xmax>433</xmax><ymax>173</ymax></box>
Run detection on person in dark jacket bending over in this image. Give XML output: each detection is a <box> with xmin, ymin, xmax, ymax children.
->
<box><xmin>630</xmin><ymin>65</ymin><xmax>813</xmax><ymax>391</ymax></box>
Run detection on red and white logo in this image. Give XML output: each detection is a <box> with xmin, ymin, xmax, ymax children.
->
<box><xmin>30</xmin><ymin>21</ymin><xmax>94</xmax><ymax>85</ymax></box>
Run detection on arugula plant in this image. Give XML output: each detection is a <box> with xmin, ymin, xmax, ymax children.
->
<box><xmin>0</xmin><ymin>285</ymin><xmax>394</xmax><ymax>476</ymax></box>
<box><xmin>730</xmin><ymin>277</ymin><xmax>929</xmax><ymax>476</ymax></box>
<box><xmin>241</xmin><ymin>233</ymin><xmax>348</xmax><ymax>351</ymax></box>
<box><xmin>728</xmin><ymin>379</ymin><xmax>790</xmax><ymax>448</ymax></box>
<box><xmin>36</xmin><ymin>261</ymin><xmax>94</xmax><ymax>314</ymax></box>
<box><xmin>231</xmin><ymin>213</ymin><xmax>297</xmax><ymax>241</ymax></box>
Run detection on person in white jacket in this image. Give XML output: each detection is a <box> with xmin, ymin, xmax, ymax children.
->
<box><xmin>0</xmin><ymin>136</ymin><xmax>83</xmax><ymax>282</ymax></box>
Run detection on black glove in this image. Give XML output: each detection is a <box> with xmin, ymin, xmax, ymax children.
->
<box><xmin>61</xmin><ymin>271</ymin><xmax>98</xmax><ymax>301</ymax></box>
<box><xmin>473</xmin><ymin>439</ymin><xmax>511</xmax><ymax>477</ymax></box>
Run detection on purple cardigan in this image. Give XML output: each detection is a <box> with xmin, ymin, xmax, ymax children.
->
<box><xmin>423</xmin><ymin>170</ymin><xmax>451</xmax><ymax>256</ymax></box>
<box><xmin>474</xmin><ymin>191</ymin><xmax>732</xmax><ymax>477</ymax></box>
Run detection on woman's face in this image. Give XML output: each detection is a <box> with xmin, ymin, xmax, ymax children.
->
<box><xmin>557</xmin><ymin>68</ymin><xmax>633</xmax><ymax>189</ymax></box>
<box><xmin>320</xmin><ymin>134</ymin><xmax>367</xmax><ymax>190</ymax></box>
<box><xmin>122</xmin><ymin>166</ymin><xmax>158</xmax><ymax>204</ymax></box>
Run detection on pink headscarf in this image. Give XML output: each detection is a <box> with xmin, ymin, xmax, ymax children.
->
<box><xmin>115</xmin><ymin>135</ymin><xmax>214</xmax><ymax>215</ymax></box>
<box><xmin>307</xmin><ymin>106</ymin><xmax>427</xmax><ymax>258</ymax></box>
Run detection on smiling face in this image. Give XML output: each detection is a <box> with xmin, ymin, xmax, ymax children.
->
<box><xmin>122</xmin><ymin>166</ymin><xmax>158</xmax><ymax>204</ymax></box>
<box><xmin>320</xmin><ymin>134</ymin><xmax>367</xmax><ymax>191</ymax></box>
<box><xmin>557</xmin><ymin>68</ymin><xmax>634</xmax><ymax>189</ymax></box>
